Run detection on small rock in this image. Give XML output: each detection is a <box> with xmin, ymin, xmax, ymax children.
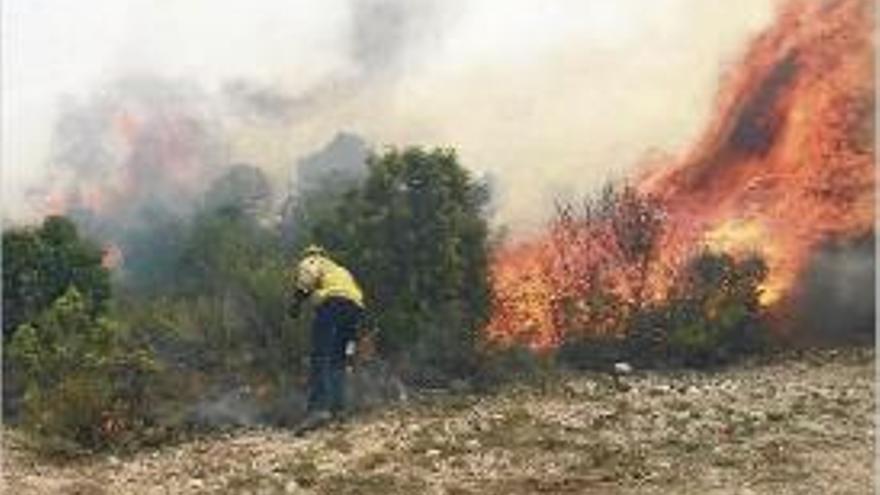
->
<box><xmin>426</xmin><ymin>448</ymin><xmax>442</xmax><ymax>457</ymax></box>
<box><xmin>189</xmin><ymin>479</ymin><xmax>204</xmax><ymax>490</ymax></box>
<box><xmin>613</xmin><ymin>362</ymin><xmax>633</xmax><ymax>375</ymax></box>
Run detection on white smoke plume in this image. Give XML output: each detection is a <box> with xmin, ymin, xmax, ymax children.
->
<box><xmin>4</xmin><ymin>0</ymin><xmax>780</xmax><ymax>232</ymax></box>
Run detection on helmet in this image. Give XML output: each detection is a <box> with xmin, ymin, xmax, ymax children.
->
<box><xmin>301</xmin><ymin>244</ymin><xmax>327</xmax><ymax>258</ymax></box>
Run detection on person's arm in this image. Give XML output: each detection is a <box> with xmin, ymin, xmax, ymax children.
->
<box><xmin>289</xmin><ymin>257</ymin><xmax>321</xmax><ymax>318</ymax></box>
<box><xmin>288</xmin><ymin>287</ymin><xmax>310</xmax><ymax>318</ymax></box>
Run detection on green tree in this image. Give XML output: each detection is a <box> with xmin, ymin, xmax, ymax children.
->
<box><xmin>2</xmin><ymin>215</ymin><xmax>110</xmax><ymax>340</ymax></box>
<box><xmin>177</xmin><ymin>206</ymin><xmax>293</xmax><ymax>371</ymax></box>
<box><xmin>305</xmin><ymin>147</ymin><xmax>492</xmax><ymax>383</ymax></box>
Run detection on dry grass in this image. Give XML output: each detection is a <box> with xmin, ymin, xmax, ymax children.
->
<box><xmin>3</xmin><ymin>348</ymin><xmax>874</xmax><ymax>494</ymax></box>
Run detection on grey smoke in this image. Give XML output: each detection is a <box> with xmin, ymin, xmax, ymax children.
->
<box><xmin>223</xmin><ymin>80</ymin><xmax>300</xmax><ymax>124</ymax></box>
<box><xmin>203</xmin><ymin>163</ymin><xmax>273</xmax><ymax>216</ymax></box>
<box><xmin>51</xmin><ymin>97</ymin><xmax>115</xmax><ymax>179</ymax></box>
<box><xmin>34</xmin><ymin>75</ymin><xmax>242</xmax><ymax>293</ymax></box>
<box><xmin>794</xmin><ymin>235</ymin><xmax>875</xmax><ymax>345</ymax></box>
<box><xmin>219</xmin><ymin>0</ymin><xmax>450</xmax><ymax>127</ymax></box>
<box><xmin>186</xmin><ymin>361</ymin><xmax>408</xmax><ymax>428</ymax></box>
<box><xmin>188</xmin><ymin>385</ymin><xmax>264</xmax><ymax>428</ymax></box>
<box><xmin>349</xmin><ymin>0</ymin><xmax>443</xmax><ymax>77</ymax></box>
<box><xmin>43</xmin><ymin>76</ymin><xmax>226</xmax><ymax>218</ymax></box>
<box><xmin>281</xmin><ymin>132</ymin><xmax>370</xmax><ymax>248</ymax></box>
<box><xmin>294</xmin><ymin>131</ymin><xmax>369</xmax><ymax>195</ymax></box>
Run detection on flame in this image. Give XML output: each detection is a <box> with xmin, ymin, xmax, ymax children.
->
<box><xmin>703</xmin><ymin>219</ymin><xmax>784</xmax><ymax>305</ymax></box>
<box><xmin>487</xmin><ymin>0</ymin><xmax>874</xmax><ymax>347</ymax></box>
<box><xmin>485</xmin><ymin>241</ymin><xmax>559</xmax><ymax>349</ymax></box>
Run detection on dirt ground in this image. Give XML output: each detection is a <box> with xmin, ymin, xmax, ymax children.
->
<box><xmin>3</xmin><ymin>348</ymin><xmax>875</xmax><ymax>494</ymax></box>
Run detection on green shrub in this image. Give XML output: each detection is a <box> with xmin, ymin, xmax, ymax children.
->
<box><xmin>3</xmin><ymin>215</ymin><xmax>110</xmax><ymax>339</ymax></box>
<box><xmin>3</xmin><ymin>215</ymin><xmax>114</xmax><ymax>422</ymax></box>
<box><xmin>147</xmin><ymin>166</ymin><xmax>303</xmax><ymax>383</ymax></box>
<box><xmin>8</xmin><ymin>288</ymin><xmax>159</xmax><ymax>452</ymax></box>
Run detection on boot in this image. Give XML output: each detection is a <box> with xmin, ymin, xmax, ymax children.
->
<box><xmin>294</xmin><ymin>410</ymin><xmax>332</xmax><ymax>436</ymax></box>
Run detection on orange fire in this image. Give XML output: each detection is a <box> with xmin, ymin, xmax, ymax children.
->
<box><xmin>487</xmin><ymin>0</ymin><xmax>875</xmax><ymax>348</ymax></box>
<box><xmin>485</xmin><ymin>239</ymin><xmax>560</xmax><ymax>349</ymax></box>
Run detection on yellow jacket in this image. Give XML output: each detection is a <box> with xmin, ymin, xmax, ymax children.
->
<box><xmin>294</xmin><ymin>254</ymin><xmax>364</xmax><ymax>307</ymax></box>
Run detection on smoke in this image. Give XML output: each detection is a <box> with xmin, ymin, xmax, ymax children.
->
<box><xmin>22</xmin><ymin>75</ymin><xmax>242</xmax><ymax>292</ymax></box>
<box><xmin>349</xmin><ymin>0</ymin><xmax>443</xmax><ymax>78</ymax></box>
<box><xmin>39</xmin><ymin>76</ymin><xmax>226</xmax><ymax>216</ymax></box>
<box><xmin>5</xmin><ymin>0</ymin><xmax>780</xmax><ymax>231</ymax></box>
<box><xmin>792</xmin><ymin>235</ymin><xmax>876</xmax><ymax>345</ymax></box>
<box><xmin>279</xmin><ymin>131</ymin><xmax>370</xmax><ymax>249</ymax></box>
<box><xmin>186</xmin><ymin>361</ymin><xmax>408</xmax><ymax>428</ymax></box>
<box><xmin>188</xmin><ymin>385</ymin><xmax>265</xmax><ymax>428</ymax></box>
<box><xmin>294</xmin><ymin>132</ymin><xmax>369</xmax><ymax>195</ymax></box>
<box><xmin>222</xmin><ymin>80</ymin><xmax>300</xmax><ymax>124</ymax></box>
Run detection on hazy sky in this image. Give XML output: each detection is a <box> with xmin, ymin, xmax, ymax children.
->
<box><xmin>2</xmin><ymin>0</ymin><xmax>776</xmax><ymax>228</ymax></box>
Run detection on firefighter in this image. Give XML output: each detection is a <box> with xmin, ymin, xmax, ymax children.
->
<box><xmin>290</xmin><ymin>245</ymin><xmax>364</xmax><ymax>433</ymax></box>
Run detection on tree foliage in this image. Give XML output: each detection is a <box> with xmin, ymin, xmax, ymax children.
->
<box><xmin>133</xmin><ymin>165</ymin><xmax>301</xmax><ymax>381</ymax></box>
<box><xmin>3</xmin><ymin>216</ymin><xmax>111</xmax><ymax>339</ymax></box>
<box><xmin>300</xmin><ymin>147</ymin><xmax>492</xmax><ymax>383</ymax></box>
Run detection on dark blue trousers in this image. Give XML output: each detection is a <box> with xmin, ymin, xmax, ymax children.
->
<box><xmin>308</xmin><ymin>297</ymin><xmax>363</xmax><ymax>413</ymax></box>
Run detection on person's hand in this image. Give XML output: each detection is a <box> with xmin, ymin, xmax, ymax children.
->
<box><xmin>288</xmin><ymin>289</ymin><xmax>309</xmax><ymax>318</ymax></box>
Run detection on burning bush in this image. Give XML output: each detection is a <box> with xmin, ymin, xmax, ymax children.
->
<box><xmin>658</xmin><ymin>250</ymin><xmax>769</xmax><ymax>366</ymax></box>
<box><xmin>554</xmin><ymin>184</ymin><xmax>666</xmax><ymax>337</ymax></box>
<box><xmin>490</xmin><ymin>184</ymin><xmax>772</xmax><ymax>369</ymax></box>
<box><xmin>489</xmin><ymin>184</ymin><xmax>667</xmax><ymax>349</ymax></box>
<box><xmin>487</xmin><ymin>0</ymin><xmax>875</xmax><ymax>352</ymax></box>
<box><xmin>559</xmin><ymin>249</ymin><xmax>770</xmax><ymax>370</ymax></box>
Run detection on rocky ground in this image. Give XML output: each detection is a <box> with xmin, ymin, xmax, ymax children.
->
<box><xmin>3</xmin><ymin>348</ymin><xmax>875</xmax><ymax>494</ymax></box>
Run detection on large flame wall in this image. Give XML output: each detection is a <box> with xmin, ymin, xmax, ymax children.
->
<box><xmin>487</xmin><ymin>0</ymin><xmax>875</xmax><ymax>348</ymax></box>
